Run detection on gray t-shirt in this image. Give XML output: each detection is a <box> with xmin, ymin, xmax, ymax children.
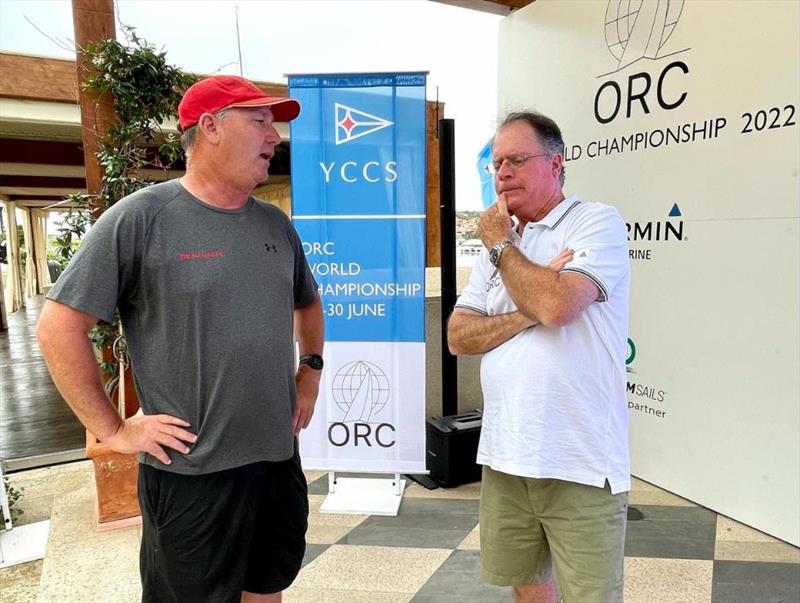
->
<box><xmin>48</xmin><ymin>180</ymin><xmax>317</xmax><ymax>474</ymax></box>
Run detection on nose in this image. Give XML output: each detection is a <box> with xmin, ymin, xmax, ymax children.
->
<box><xmin>496</xmin><ymin>161</ymin><xmax>514</xmax><ymax>180</ymax></box>
<box><xmin>265</xmin><ymin>124</ymin><xmax>281</xmax><ymax>145</ymax></box>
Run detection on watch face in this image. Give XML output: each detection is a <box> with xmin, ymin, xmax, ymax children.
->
<box><xmin>489</xmin><ymin>240</ymin><xmax>511</xmax><ymax>266</ymax></box>
<box><xmin>301</xmin><ymin>354</ymin><xmax>324</xmax><ymax>370</ymax></box>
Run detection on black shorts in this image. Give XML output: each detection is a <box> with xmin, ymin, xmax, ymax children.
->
<box><xmin>138</xmin><ymin>449</ymin><xmax>308</xmax><ymax>603</ymax></box>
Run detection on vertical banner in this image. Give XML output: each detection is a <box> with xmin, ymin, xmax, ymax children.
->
<box><xmin>289</xmin><ymin>73</ymin><xmax>427</xmax><ymax>473</ymax></box>
<box><xmin>498</xmin><ymin>1</ymin><xmax>799</xmax><ymax>544</ymax></box>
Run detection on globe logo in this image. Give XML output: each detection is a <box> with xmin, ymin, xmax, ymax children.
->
<box><xmin>605</xmin><ymin>0</ymin><xmax>685</xmax><ymax>71</ymax></box>
<box><xmin>331</xmin><ymin>361</ymin><xmax>391</xmax><ymax>423</ymax></box>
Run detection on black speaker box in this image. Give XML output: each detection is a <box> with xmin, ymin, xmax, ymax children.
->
<box><xmin>426</xmin><ymin>410</ymin><xmax>483</xmax><ymax>488</ymax></box>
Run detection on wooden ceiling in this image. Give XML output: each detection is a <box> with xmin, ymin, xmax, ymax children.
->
<box><xmin>431</xmin><ymin>0</ymin><xmax>534</xmax><ymax>16</ymax></box>
<box><xmin>0</xmin><ymin>52</ymin><xmax>289</xmax><ymax>209</ymax></box>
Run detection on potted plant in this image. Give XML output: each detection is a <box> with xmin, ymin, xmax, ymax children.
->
<box><xmin>0</xmin><ymin>459</ymin><xmax>23</xmax><ymax>530</ymax></box>
<box><xmin>57</xmin><ymin>27</ymin><xmax>194</xmax><ymax>528</ymax></box>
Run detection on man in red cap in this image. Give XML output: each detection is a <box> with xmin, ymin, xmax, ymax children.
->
<box><xmin>37</xmin><ymin>75</ymin><xmax>324</xmax><ymax>602</ymax></box>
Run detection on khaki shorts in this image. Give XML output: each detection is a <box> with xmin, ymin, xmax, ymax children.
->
<box><xmin>479</xmin><ymin>466</ymin><xmax>627</xmax><ymax>603</ymax></box>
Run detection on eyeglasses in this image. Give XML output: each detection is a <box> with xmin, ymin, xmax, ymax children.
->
<box><xmin>484</xmin><ymin>153</ymin><xmax>548</xmax><ymax>175</ymax></box>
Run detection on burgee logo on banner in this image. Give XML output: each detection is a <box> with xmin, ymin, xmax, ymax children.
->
<box><xmin>335</xmin><ymin>103</ymin><xmax>394</xmax><ymax>145</ymax></box>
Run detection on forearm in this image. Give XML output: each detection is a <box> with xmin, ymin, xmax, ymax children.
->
<box><xmin>447</xmin><ymin>309</ymin><xmax>535</xmax><ymax>355</ymax></box>
<box><xmin>499</xmin><ymin>246</ymin><xmax>572</xmax><ymax>326</ymax></box>
<box><xmin>37</xmin><ymin>320</ymin><xmax>122</xmax><ymax>440</ymax></box>
<box><xmin>292</xmin><ymin>295</ymin><xmax>324</xmax><ymax>432</ymax></box>
<box><xmin>294</xmin><ymin>295</ymin><xmax>324</xmax><ymax>355</ymax></box>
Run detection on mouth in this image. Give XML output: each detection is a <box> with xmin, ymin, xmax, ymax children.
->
<box><xmin>259</xmin><ymin>152</ymin><xmax>273</xmax><ymax>163</ymax></box>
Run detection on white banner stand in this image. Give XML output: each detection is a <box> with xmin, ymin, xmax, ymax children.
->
<box><xmin>319</xmin><ymin>471</ymin><xmax>406</xmax><ymax>516</ymax></box>
<box><xmin>0</xmin><ymin>465</ymin><xmax>50</xmax><ymax>568</ymax></box>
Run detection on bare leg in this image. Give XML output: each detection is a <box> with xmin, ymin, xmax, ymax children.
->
<box><xmin>242</xmin><ymin>591</ymin><xmax>281</xmax><ymax>603</ymax></box>
<box><xmin>514</xmin><ymin>580</ymin><xmax>558</xmax><ymax>603</ymax></box>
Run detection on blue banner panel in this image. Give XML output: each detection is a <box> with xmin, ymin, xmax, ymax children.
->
<box><xmin>294</xmin><ymin>217</ymin><xmax>424</xmax><ymax>342</ymax></box>
<box><xmin>289</xmin><ymin>73</ymin><xmax>427</xmax><ymax>343</ymax></box>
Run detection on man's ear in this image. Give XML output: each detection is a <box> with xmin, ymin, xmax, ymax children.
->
<box><xmin>551</xmin><ymin>152</ymin><xmax>563</xmax><ymax>179</ymax></box>
<box><xmin>197</xmin><ymin>113</ymin><xmax>221</xmax><ymax>145</ymax></box>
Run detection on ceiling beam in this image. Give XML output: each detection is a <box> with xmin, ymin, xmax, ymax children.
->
<box><xmin>6</xmin><ymin>195</ymin><xmax>66</xmax><ymax>202</ymax></box>
<box><xmin>0</xmin><ymin>52</ymin><xmax>79</xmax><ymax>104</ymax></box>
<box><xmin>430</xmin><ymin>0</ymin><xmax>533</xmax><ymax>16</ymax></box>
<box><xmin>0</xmin><ymin>138</ymin><xmax>85</xmax><ymax>165</ymax></box>
<box><xmin>0</xmin><ymin>163</ymin><xmax>87</xmax><ymax>178</ymax></box>
<box><xmin>0</xmin><ymin>186</ymin><xmax>86</xmax><ymax>196</ymax></box>
<box><xmin>0</xmin><ymin>52</ymin><xmax>289</xmax><ymax>105</ymax></box>
<box><xmin>0</xmin><ymin>175</ymin><xmax>86</xmax><ymax>189</ymax></box>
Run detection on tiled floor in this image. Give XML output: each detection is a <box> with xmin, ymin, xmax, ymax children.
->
<box><xmin>1</xmin><ymin>461</ymin><xmax>799</xmax><ymax>603</ymax></box>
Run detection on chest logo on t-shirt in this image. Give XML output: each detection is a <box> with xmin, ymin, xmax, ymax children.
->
<box><xmin>264</xmin><ymin>243</ymin><xmax>279</xmax><ymax>253</ymax></box>
<box><xmin>178</xmin><ymin>249</ymin><xmax>225</xmax><ymax>261</ymax></box>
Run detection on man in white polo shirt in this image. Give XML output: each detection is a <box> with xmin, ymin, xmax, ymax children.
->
<box><xmin>448</xmin><ymin>111</ymin><xmax>630</xmax><ymax>603</ymax></box>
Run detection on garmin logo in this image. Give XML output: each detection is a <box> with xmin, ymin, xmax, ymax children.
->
<box><xmin>627</xmin><ymin>204</ymin><xmax>685</xmax><ymax>242</ymax></box>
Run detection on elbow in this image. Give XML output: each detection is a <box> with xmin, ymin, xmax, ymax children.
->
<box><xmin>529</xmin><ymin>304</ymin><xmax>574</xmax><ymax>329</ymax></box>
<box><xmin>446</xmin><ymin>332</ymin><xmax>463</xmax><ymax>356</ymax></box>
<box><xmin>35</xmin><ymin>317</ymin><xmax>52</xmax><ymax>350</ymax></box>
<box><xmin>446</xmin><ymin>323</ymin><xmax>467</xmax><ymax>356</ymax></box>
<box><xmin>447</xmin><ymin>341</ymin><xmax>463</xmax><ymax>356</ymax></box>
<box><xmin>540</xmin><ymin>314</ymin><xmax>570</xmax><ymax>328</ymax></box>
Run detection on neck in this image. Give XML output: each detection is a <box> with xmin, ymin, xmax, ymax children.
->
<box><xmin>518</xmin><ymin>190</ymin><xmax>566</xmax><ymax>228</ymax></box>
<box><xmin>181</xmin><ymin>159</ymin><xmax>251</xmax><ymax>209</ymax></box>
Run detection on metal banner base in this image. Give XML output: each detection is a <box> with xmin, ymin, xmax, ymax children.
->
<box><xmin>0</xmin><ymin>520</ymin><xmax>50</xmax><ymax>568</ymax></box>
<box><xmin>319</xmin><ymin>472</ymin><xmax>406</xmax><ymax>516</ymax></box>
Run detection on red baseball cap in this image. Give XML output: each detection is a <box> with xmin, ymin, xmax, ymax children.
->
<box><xmin>178</xmin><ymin>75</ymin><xmax>301</xmax><ymax>130</ymax></box>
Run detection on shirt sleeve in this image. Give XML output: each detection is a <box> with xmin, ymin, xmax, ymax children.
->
<box><xmin>561</xmin><ymin>204</ymin><xmax>629</xmax><ymax>302</ymax></box>
<box><xmin>46</xmin><ymin>199</ymin><xmax>144</xmax><ymax>323</ymax></box>
<box><xmin>454</xmin><ymin>252</ymin><xmax>490</xmax><ymax>316</ymax></box>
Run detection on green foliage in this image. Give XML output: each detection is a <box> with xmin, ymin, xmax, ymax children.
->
<box><xmin>50</xmin><ymin>194</ymin><xmax>90</xmax><ymax>269</ymax></box>
<box><xmin>1</xmin><ymin>459</ymin><xmax>24</xmax><ymax>525</ymax></box>
<box><xmin>90</xmin><ymin>320</ymin><xmax>122</xmax><ymax>376</ymax></box>
<box><xmin>83</xmin><ymin>25</ymin><xmax>196</xmax><ymax>210</ymax></box>
<box><xmin>16</xmin><ymin>225</ymin><xmax>26</xmax><ymax>266</ymax></box>
<box><xmin>47</xmin><ymin>26</ymin><xmax>193</xmax><ymax>404</ymax></box>
<box><xmin>53</xmin><ymin>25</ymin><xmax>195</xmax><ymax>267</ymax></box>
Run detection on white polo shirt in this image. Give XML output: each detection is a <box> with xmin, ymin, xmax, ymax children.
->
<box><xmin>455</xmin><ymin>196</ymin><xmax>631</xmax><ymax>494</ymax></box>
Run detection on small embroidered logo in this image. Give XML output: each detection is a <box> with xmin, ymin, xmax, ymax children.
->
<box><xmin>179</xmin><ymin>249</ymin><xmax>225</xmax><ymax>261</ymax></box>
<box><xmin>264</xmin><ymin>243</ymin><xmax>278</xmax><ymax>253</ymax></box>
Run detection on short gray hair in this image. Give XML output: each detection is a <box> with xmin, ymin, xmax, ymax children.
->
<box><xmin>499</xmin><ymin>111</ymin><xmax>566</xmax><ymax>186</ymax></box>
<box><xmin>180</xmin><ymin>108</ymin><xmax>230</xmax><ymax>154</ymax></box>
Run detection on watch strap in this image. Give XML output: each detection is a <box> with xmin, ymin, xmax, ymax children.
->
<box><xmin>299</xmin><ymin>353</ymin><xmax>324</xmax><ymax>370</ymax></box>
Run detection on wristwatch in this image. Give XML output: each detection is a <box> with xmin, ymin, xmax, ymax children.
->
<box><xmin>299</xmin><ymin>353</ymin><xmax>324</xmax><ymax>370</ymax></box>
<box><xmin>488</xmin><ymin>239</ymin><xmax>514</xmax><ymax>267</ymax></box>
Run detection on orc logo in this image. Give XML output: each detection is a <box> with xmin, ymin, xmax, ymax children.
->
<box><xmin>328</xmin><ymin>360</ymin><xmax>395</xmax><ymax>448</ymax></box>
<box><xmin>604</xmin><ymin>0</ymin><xmax>686</xmax><ymax>72</ymax></box>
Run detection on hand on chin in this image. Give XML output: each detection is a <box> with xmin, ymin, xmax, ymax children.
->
<box><xmin>499</xmin><ymin>190</ymin><xmax>521</xmax><ymax>214</ymax></box>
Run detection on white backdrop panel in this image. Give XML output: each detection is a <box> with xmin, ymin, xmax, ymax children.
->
<box><xmin>498</xmin><ymin>0</ymin><xmax>799</xmax><ymax>544</ymax></box>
